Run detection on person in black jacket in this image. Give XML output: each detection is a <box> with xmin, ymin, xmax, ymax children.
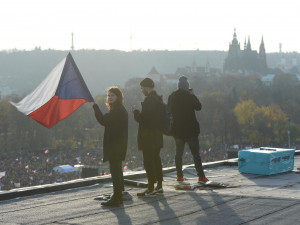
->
<box><xmin>93</xmin><ymin>86</ymin><xmax>128</xmax><ymax>206</ymax></box>
<box><xmin>168</xmin><ymin>76</ymin><xmax>209</xmax><ymax>183</ymax></box>
<box><xmin>132</xmin><ymin>78</ymin><xmax>164</xmax><ymax>196</ymax></box>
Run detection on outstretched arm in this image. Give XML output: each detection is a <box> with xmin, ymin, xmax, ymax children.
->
<box><xmin>93</xmin><ymin>103</ymin><xmax>105</xmax><ymax>125</ymax></box>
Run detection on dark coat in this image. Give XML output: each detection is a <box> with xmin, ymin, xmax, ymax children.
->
<box><xmin>134</xmin><ymin>90</ymin><xmax>163</xmax><ymax>150</ymax></box>
<box><xmin>168</xmin><ymin>89</ymin><xmax>202</xmax><ymax>138</ymax></box>
<box><xmin>93</xmin><ymin>104</ymin><xmax>128</xmax><ymax>162</ymax></box>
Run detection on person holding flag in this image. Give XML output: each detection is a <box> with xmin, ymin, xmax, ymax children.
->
<box><xmin>93</xmin><ymin>86</ymin><xmax>128</xmax><ymax>207</ymax></box>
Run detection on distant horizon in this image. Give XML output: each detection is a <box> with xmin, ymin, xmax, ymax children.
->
<box><xmin>1</xmin><ymin>0</ymin><xmax>300</xmax><ymax>53</ymax></box>
<box><xmin>0</xmin><ymin>47</ymin><xmax>297</xmax><ymax>54</ymax></box>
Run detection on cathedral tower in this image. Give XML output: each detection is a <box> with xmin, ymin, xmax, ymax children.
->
<box><xmin>259</xmin><ymin>36</ymin><xmax>267</xmax><ymax>73</ymax></box>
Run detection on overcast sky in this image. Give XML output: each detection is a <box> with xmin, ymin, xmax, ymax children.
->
<box><xmin>1</xmin><ymin>0</ymin><xmax>299</xmax><ymax>53</ymax></box>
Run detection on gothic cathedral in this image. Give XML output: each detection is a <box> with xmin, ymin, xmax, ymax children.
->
<box><xmin>223</xmin><ymin>29</ymin><xmax>267</xmax><ymax>74</ymax></box>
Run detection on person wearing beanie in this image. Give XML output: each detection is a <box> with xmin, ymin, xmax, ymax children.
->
<box><xmin>132</xmin><ymin>77</ymin><xmax>164</xmax><ymax>196</ymax></box>
<box><xmin>178</xmin><ymin>76</ymin><xmax>190</xmax><ymax>91</ymax></box>
<box><xmin>168</xmin><ymin>76</ymin><xmax>209</xmax><ymax>183</ymax></box>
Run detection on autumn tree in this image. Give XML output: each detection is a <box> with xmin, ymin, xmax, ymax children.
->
<box><xmin>234</xmin><ymin>99</ymin><xmax>289</xmax><ymax>146</ymax></box>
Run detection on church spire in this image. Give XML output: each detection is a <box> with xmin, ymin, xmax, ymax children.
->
<box><xmin>233</xmin><ymin>28</ymin><xmax>237</xmax><ymax>38</ymax></box>
<box><xmin>259</xmin><ymin>36</ymin><xmax>267</xmax><ymax>73</ymax></box>
<box><xmin>231</xmin><ymin>28</ymin><xmax>239</xmax><ymax>45</ymax></box>
<box><xmin>246</xmin><ymin>36</ymin><xmax>252</xmax><ymax>50</ymax></box>
<box><xmin>259</xmin><ymin>36</ymin><xmax>266</xmax><ymax>56</ymax></box>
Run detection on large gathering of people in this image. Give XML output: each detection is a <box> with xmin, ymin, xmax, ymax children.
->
<box><xmin>0</xmin><ymin>148</ymin><xmax>101</xmax><ymax>190</ymax></box>
<box><xmin>0</xmin><ymin>143</ymin><xmax>220</xmax><ymax>191</ymax></box>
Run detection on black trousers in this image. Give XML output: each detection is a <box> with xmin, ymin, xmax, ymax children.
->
<box><xmin>175</xmin><ymin>136</ymin><xmax>205</xmax><ymax>178</ymax></box>
<box><xmin>142</xmin><ymin>146</ymin><xmax>163</xmax><ymax>185</ymax></box>
<box><xmin>109</xmin><ymin>159</ymin><xmax>124</xmax><ymax>200</ymax></box>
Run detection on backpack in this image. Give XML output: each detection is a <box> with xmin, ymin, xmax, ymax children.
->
<box><xmin>157</xmin><ymin>99</ymin><xmax>173</xmax><ymax>136</ymax></box>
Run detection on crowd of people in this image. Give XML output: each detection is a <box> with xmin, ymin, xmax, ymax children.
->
<box><xmin>0</xmin><ymin>148</ymin><xmax>101</xmax><ymax>190</ymax></box>
<box><xmin>0</xmin><ymin>144</ymin><xmax>221</xmax><ymax>191</ymax></box>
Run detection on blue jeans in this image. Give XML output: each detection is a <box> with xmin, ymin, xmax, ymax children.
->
<box><xmin>175</xmin><ymin>137</ymin><xmax>205</xmax><ymax>178</ymax></box>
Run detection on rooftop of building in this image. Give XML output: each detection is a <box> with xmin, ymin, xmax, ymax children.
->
<box><xmin>0</xmin><ymin>152</ymin><xmax>299</xmax><ymax>225</ymax></box>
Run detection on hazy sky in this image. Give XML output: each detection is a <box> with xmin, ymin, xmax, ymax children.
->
<box><xmin>1</xmin><ymin>0</ymin><xmax>299</xmax><ymax>53</ymax></box>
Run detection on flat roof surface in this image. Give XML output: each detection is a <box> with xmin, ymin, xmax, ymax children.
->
<box><xmin>1</xmin><ymin>156</ymin><xmax>299</xmax><ymax>225</ymax></box>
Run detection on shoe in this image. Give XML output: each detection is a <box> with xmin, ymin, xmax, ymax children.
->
<box><xmin>177</xmin><ymin>176</ymin><xmax>185</xmax><ymax>182</ymax></box>
<box><xmin>94</xmin><ymin>194</ymin><xmax>111</xmax><ymax>201</ymax></box>
<box><xmin>198</xmin><ymin>176</ymin><xmax>209</xmax><ymax>184</ymax></box>
<box><xmin>101</xmin><ymin>198</ymin><xmax>122</xmax><ymax>207</ymax></box>
<box><xmin>155</xmin><ymin>187</ymin><xmax>164</xmax><ymax>194</ymax></box>
<box><xmin>137</xmin><ymin>189</ymin><xmax>156</xmax><ymax>197</ymax></box>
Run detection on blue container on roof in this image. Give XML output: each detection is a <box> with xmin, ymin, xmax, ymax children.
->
<box><xmin>238</xmin><ymin>147</ymin><xmax>295</xmax><ymax>175</ymax></box>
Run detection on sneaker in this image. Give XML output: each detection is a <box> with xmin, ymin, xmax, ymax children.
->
<box><xmin>198</xmin><ymin>176</ymin><xmax>209</xmax><ymax>184</ymax></box>
<box><xmin>155</xmin><ymin>187</ymin><xmax>164</xmax><ymax>194</ymax></box>
<box><xmin>177</xmin><ymin>176</ymin><xmax>185</xmax><ymax>182</ymax></box>
<box><xmin>137</xmin><ymin>189</ymin><xmax>156</xmax><ymax>197</ymax></box>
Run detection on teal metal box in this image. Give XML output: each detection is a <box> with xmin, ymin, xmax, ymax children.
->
<box><xmin>238</xmin><ymin>147</ymin><xmax>295</xmax><ymax>175</ymax></box>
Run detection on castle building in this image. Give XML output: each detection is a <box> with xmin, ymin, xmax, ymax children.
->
<box><xmin>223</xmin><ymin>29</ymin><xmax>267</xmax><ymax>75</ymax></box>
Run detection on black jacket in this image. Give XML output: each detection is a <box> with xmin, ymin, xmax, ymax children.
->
<box><xmin>93</xmin><ymin>104</ymin><xmax>128</xmax><ymax>162</ymax></box>
<box><xmin>168</xmin><ymin>89</ymin><xmax>202</xmax><ymax>138</ymax></box>
<box><xmin>134</xmin><ymin>90</ymin><xmax>163</xmax><ymax>150</ymax></box>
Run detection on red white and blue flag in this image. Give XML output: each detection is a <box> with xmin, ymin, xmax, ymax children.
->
<box><xmin>10</xmin><ymin>53</ymin><xmax>94</xmax><ymax>128</ymax></box>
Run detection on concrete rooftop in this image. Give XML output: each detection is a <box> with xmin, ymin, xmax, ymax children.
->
<box><xmin>0</xmin><ymin>154</ymin><xmax>299</xmax><ymax>225</ymax></box>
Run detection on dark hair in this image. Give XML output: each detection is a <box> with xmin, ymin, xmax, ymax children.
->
<box><xmin>140</xmin><ymin>77</ymin><xmax>154</xmax><ymax>88</ymax></box>
<box><xmin>106</xmin><ymin>86</ymin><xmax>124</xmax><ymax>110</ymax></box>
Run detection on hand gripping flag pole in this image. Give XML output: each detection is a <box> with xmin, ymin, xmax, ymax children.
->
<box><xmin>10</xmin><ymin>53</ymin><xmax>94</xmax><ymax>128</ymax></box>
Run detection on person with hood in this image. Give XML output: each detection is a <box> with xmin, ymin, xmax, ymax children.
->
<box><xmin>132</xmin><ymin>78</ymin><xmax>164</xmax><ymax>196</ymax></box>
<box><xmin>93</xmin><ymin>86</ymin><xmax>128</xmax><ymax>207</ymax></box>
<box><xmin>168</xmin><ymin>76</ymin><xmax>209</xmax><ymax>183</ymax></box>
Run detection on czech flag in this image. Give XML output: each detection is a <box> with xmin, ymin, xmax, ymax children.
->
<box><xmin>10</xmin><ymin>53</ymin><xmax>94</xmax><ymax>128</ymax></box>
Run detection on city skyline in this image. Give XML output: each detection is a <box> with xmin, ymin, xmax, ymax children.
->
<box><xmin>1</xmin><ymin>0</ymin><xmax>300</xmax><ymax>53</ymax></box>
